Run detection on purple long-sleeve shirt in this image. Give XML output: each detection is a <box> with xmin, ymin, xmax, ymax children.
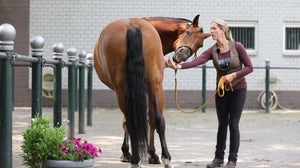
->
<box><xmin>181</xmin><ymin>41</ymin><xmax>253</xmax><ymax>90</ymax></box>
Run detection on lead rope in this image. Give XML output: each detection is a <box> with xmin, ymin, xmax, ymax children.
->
<box><xmin>174</xmin><ymin>70</ymin><xmax>232</xmax><ymax>113</ymax></box>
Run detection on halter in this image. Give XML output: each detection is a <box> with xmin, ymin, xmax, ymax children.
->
<box><xmin>177</xmin><ymin>45</ymin><xmax>193</xmax><ymax>56</ymax></box>
<box><xmin>176</xmin><ymin>45</ymin><xmax>199</xmax><ymax>61</ymax></box>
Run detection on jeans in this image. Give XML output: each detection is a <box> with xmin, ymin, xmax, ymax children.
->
<box><xmin>214</xmin><ymin>88</ymin><xmax>247</xmax><ymax>163</ymax></box>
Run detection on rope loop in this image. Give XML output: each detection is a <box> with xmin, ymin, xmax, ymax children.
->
<box><xmin>175</xmin><ymin>73</ymin><xmax>231</xmax><ymax>113</ymax></box>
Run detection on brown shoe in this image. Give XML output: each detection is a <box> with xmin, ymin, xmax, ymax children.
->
<box><xmin>206</xmin><ymin>158</ymin><xmax>224</xmax><ymax>168</ymax></box>
<box><xmin>224</xmin><ymin>161</ymin><xmax>236</xmax><ymax>168</ymax></box>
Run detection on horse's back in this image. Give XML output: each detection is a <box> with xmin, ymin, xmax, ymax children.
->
<box><xmin>94</xmin><ymin>18</ymin><xmax>164</xmax><ymax>90</ymax></box>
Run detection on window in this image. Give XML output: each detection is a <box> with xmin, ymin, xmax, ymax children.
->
<box><xmin>285</xmin><ymin>28</ymin><xmax>300</xmax><ymax>49</ymax></box>
<box><xmin>228</xmin><ymin>21</ymin><xmax>257</xmax><ymax>55</ymax></box>
<box><xmin>284</xmin><ymin>22</ymin><xmax>300</xmax><ymax>55</ymax></box>
<box><xmin>230</xmin><ymin>27</ymin><xmax>255</xmax><ymax>49</ymax></box>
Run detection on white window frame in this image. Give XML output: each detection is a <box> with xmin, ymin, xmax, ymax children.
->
<box><xmin>227</xmin><ymin>21</ymin><xmax>258</xmax><ymax>56</ymax></box>
<box><xmin>283</xmin><ymin>22</ymin><xmax>300</xmax><ymax>56</ymax></box>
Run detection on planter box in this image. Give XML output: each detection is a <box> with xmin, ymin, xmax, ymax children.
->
<box><xmin>43</xmin><ymin>159</ymin><xmax>95</xmax><ymax>168</ymax></box>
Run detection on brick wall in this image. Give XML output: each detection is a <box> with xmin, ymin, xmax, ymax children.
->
<box><xmin>0</xmin><ymin>0</ymin><xmax>31</xmax><ymax>106</ymax></box>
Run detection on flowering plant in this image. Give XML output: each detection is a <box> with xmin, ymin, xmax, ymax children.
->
<box><xmin>57</xmin><ymin>137</ymin><xmax>102</xmax><ymax>161</ymax></box>
<box><xmin>21</xmin><ymin>115</ymin><xmax>102</xmax><ymax>168</ymax></box>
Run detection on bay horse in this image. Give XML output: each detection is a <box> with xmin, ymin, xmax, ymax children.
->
<box><xmin>93</xmin><ymin>15</ymin><xmax>210</xmax><ymax>168</ymax></box>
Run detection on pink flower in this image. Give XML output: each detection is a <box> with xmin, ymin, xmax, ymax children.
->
<box><xmin>78</xmin><ymin>154</ymin><xmax>82</xmax><ymax>158</ymax></box>
<box><xmin>58</xmin><ymin>144</ymin><xmax>62</xmax><ymax>148</ymax></box>
<box><xmin>91</xmin><ymin>147</ymin><xmax>96</xmax><ymax>153</ymax></box>
<box><xmin>62</xmin><ymin>147</ymin><xmax>68</xmax><ymax>153</ymax></box>
<box><xmin>75</xmin><ymin>147</ymin><xmax>81</xmax><ymax>151</ymax></box>
<box><xmin>99</xmin><ymin>148</ymin><xmax>102</xmax><ymax>154</ymax></box>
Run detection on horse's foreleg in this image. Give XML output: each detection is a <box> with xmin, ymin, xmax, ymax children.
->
<box><xmin>121</xmin><ymin>118</ymin><xmax>131</xmax><ymax>162</ymax></box>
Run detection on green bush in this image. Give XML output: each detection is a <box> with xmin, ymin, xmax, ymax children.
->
<box><xmin>21</xmin><ymin>115</ymin><xmax>66</xmax><ymax>168</ymax></box>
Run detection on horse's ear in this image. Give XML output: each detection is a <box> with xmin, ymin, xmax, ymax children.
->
<box><xmin>192</xmin><ymin>14</ymin><xmax>200</xmax><ymax>27</ymax></box>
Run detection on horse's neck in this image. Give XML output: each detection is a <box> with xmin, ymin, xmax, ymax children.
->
<box><xmin>154</xmin><ymin>28</ymin><xmax>178</xmax><ymax>55</ymax></box>
<box><xmin>144</xmin><ymin>18</ymin><xmax>185</xmax><ymax>55</ymax></box>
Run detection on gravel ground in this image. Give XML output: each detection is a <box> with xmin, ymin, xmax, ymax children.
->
<box><xmin>12</xmin><ymin>107</ymin><xmax>300</xmax><ymax>168</ymax></box>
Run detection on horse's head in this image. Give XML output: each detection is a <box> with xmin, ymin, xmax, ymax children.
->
<box><xmin>172</xmin><ymin>15</ymin><xmax>211</xmax><ymax>63</ymax></box>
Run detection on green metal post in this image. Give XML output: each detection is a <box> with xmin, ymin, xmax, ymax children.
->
<box><xmin>0</xmin><ymin>23</ymin><xmax>16</xmax><ymax>168</ymax></box>
<box><xmin>75</xmin><ymin>65</ymin><xmax>78</xmax><ymax>111</ymax></box>
<box><xmin>202</xmin><ymin>64</ymin><xmax>207</xmax><ymax>112</ymax></box>
<box><xmin>265</xmin><ymin>59</ymin><xmax>270</xmax><ymax>113</ymax></box>
<box><xmin>30</xmin><ymin>36</ymin><xmax>44</xmax><ymax>118</ymax></box>
<box><xmin>67</xmin><ymin>47</ymin><xmax>77</xmax><ymax>139</ymax></box>
<box><xmin>87</xmin><ymin>53</ymin><xmax>93</xmax><ymax>126</ymax></box>
<box><xmin>78</xmin><ymin>51</ymin><xmax>86</xmax><ymax>134</ymax></box>
<box><xmin>0</xmin><ymin>53</ymin><xmax>13</xmax><ymax>168</ymax></box>
<box><xmin>12</xmin><ymin>65</ymin><xmax>14</xmax><ymax>111</ymax></box>
<box><xmin>53</xmin><ymin>43</ymin><xmax>64</xmax><ymax>127</ymax></box>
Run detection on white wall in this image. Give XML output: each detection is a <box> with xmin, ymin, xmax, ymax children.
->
<box><xmin>30</xmin><ymin>0</ymin><xmax>300</xmax><ymax>91</ymax></box>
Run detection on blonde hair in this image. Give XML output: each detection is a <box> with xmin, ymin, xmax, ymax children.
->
<box><xmin>212</xmin><ymin>20</ymin><xmax>233</xmax><ymax>41</ymax></box>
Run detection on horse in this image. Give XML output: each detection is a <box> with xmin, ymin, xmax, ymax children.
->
<box><xmin>93</xmin><ymin>15</ymin><xmax>210</xmax><ymax>168</ymax></box>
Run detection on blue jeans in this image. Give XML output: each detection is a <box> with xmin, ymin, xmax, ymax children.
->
<box><xmin>214</xmin><ymin>88</ymin><xmax>247</xmax><ymax>163</ymax></box>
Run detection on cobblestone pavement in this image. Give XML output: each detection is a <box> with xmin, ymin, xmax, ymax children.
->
<box><xmin>12</xmin><ymin>107</ymin><xmax>300</xmax><ymax>168</ymax></box>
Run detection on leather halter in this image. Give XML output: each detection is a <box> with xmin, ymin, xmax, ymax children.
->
<box><xmin>177</xmin><ymin>45</ymin><xmax>193</xmax><ymax>56</ymax></box>
<box><xmin>176</xmin><ymin>45</ymin><xmax>199</xmax><ymax>61</ymax></box>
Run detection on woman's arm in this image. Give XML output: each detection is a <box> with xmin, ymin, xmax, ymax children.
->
<box><xmin>180</xmin><ymin>46</ymin><xmax>213</xmax><ymax>69</ymax></box>
<box><xmin>165</xmin><ymin>46</ymin><xmax>213</xmax><ymax>70</ymax></box>
<box><xmin>235</xmin><ymin>42</ymin><xmax>253</xmax><ymax>78</ymax></box>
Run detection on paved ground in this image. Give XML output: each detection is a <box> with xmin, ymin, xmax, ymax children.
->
<box><xmin>12</xmin><ymin>107</ymin><xmax>300</xmax><ymax>168</ymax></box>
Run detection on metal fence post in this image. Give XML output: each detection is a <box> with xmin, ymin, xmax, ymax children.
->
<box><xmin>67</xmin><ymin>47</ymin><xmax>77</xmax><ymax>139</ymax></box>
<box><xmin>201</xmin><ymin>64</ymin><xmax>207</xmax><ymax>112</ymax></box>
<box><xmin>75</xmin><ymin>57</ymin><xmax>78</xmax><ymax>111</ymax></box>
<box><xmin>53</xmin><ymin>43</ymin><xmax>64</xmax><ymax>127</ymax></box>
<box><xmin>86</xmin><ymin>53</ymin><xmax>93</xmax><ymax>126</ymax></box>
<box><xmin>78</xmin><ymin>50</ymin><xmax>86</xmax><ymax>133</ymax></box>
<box><xmin>30</xmin><ymin>36</ymin><xmax>44</xmax><ymax>118</ymax></box>
<box><xmin>0</xmin><ymin>23</ymin><xmax>16</xmax><ymax>168</ymax></box>
<box><xmin>265</xmin><ymin>59</ymin><xmax>270</xmax><ymax>113</ymax></box>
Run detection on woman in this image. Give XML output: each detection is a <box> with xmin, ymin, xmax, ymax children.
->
<box><xmin>165</xmin><ymin>19</ymin><xmax>253</xmax><ymax>168</ymax></box>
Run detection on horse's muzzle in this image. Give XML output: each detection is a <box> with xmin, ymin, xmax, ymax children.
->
<box><xmin>172</xmin><ymin>48</ymin><xmax>190</xmax><ymax>63</ymax></box>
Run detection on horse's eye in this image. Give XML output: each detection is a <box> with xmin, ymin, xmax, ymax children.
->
<box><xmin>186</xmin><ymin>31</ymin><xmax>191</xmax><ymax>35</ymax></box>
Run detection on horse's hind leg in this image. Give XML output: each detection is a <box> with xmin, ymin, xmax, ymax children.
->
<box><xmin>121</xmin><ymin>118</ymin><xmax>131</xmax><ymax>162</ymax></box>
<box><xmin>148</xmin><ymin>88</ymin><xmax>171</xmax><ymax>167</ymax></box>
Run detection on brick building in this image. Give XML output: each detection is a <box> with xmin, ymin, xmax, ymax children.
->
<box><xmin>1</xmin><ymin>0</ymin><xmax>300</xmax><ymax>109</ymax></box>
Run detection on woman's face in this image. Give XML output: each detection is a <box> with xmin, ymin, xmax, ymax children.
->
<box><xmin>210</xmin><ymin>22</ymin><xmax>224</xmax><ymax>41</ymax></box>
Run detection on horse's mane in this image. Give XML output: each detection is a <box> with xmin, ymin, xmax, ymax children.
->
<box><xmin>142</xmin><ymin>17</ymin><xmax>192</xmax><ymax>23</ymax></box>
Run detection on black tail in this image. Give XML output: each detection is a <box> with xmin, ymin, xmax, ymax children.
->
<box><xmin>125</xmin><ymin>27</ymin><xmax>148</xmax><ymax>162</ymax></box>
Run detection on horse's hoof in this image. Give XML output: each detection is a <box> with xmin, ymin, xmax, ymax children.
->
<box><xmin>162</xmin><ymin>157</ymin><xmax>172</xmax><ymax>168</ymax></box>
<box><xmin>148</xmin><ymin>156</ymin><xmax>161</xmax><ymax>164</ymax></box>
<box><xmin>128</xmin><ymin>161</ymin><xmax>141</xmax><ymax>168</ymax></box>
<box><xmin>164</xmin><ymin>165</ymin><xmax>174</xmax><ymax>168</ymax></box>
<box><xmin>120</xmin><ymin>153</ymin><xmax>132</xmax><ymax>162</ymax></box>
<box><xmin>128</xmin><ymin>164</ymin><xmax>140</xmax><ymax>168</ymax></box>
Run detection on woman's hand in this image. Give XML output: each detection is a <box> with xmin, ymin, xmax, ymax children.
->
<box><xmin>224</xmin><ymin>72</ymin><xmax>236</xmax><ymax>84</ymax></box>
<box><xmin>165</xmin><ymin>57</ymin><xmax>180</xmax><ymax>70</ymax></box>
